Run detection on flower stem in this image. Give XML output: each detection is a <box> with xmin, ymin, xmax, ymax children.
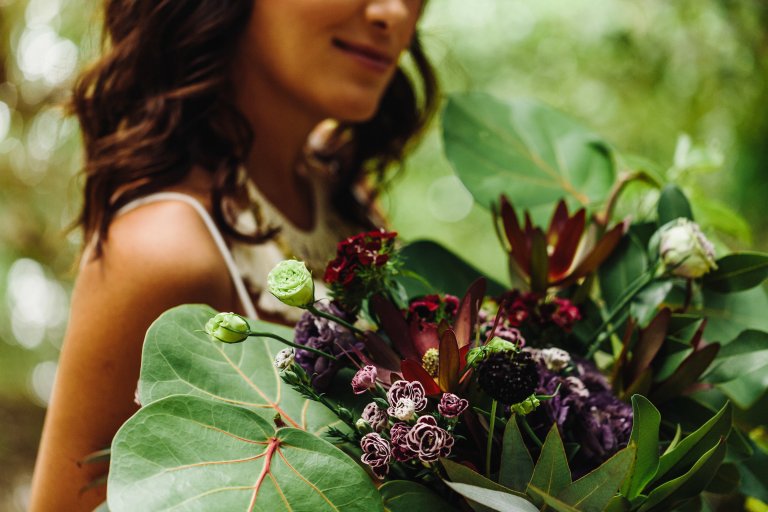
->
<box><xmin>305</xmin><ymin>304</ymin><xmax>365</xmax><ymax>335</ymax></box>
<box><xmin>248</xmin><ymin>331</ymin><xmax>336</xmax><ymax>360</ymax></box>
<box><xmin>519</xmin><ymin>416</ymin><xmax>543</xmax><ymax>449</ymax></box>
<box><xmin>485</xmin><ymin>399</ymin><xmax>498</xmax><ymax>478</ymax></box>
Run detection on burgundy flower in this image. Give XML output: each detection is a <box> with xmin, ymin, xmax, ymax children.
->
<box><xmin>386</xmin><ymin>380</ymin><xmax>427</xmax><ymax>417</ymax></box>
<box><xmin>550</xmin><ymin>297</ymin><xmax>581</xmax><ymax>331</ymax></box>
<box><xmin>361</xmin><ymin>402</ymin><xmax>388</xmax><ymax>433</ymax></box>
<box><xmin>360</xmin><ymin>433</ymin><xmax>392</xmax><ymax>479</ymax></box>
<box><xmin>351</xmin><ymin>365</ymin><xmax>378</xmax><ymax>395</ymax></box>
<box><xmin>389</xmin><ymin>422</ymin><xmax>415</xmax><ymax>462</ymax></box>
<box><xmin>404</xmin><ymin>415</ymin><xmax>454</xmax><ymax>462</ymax></box>
<box><xmin>437</xmin><ymin>393</ymin><xmax>469</xmax><ymax>418</ymax></box>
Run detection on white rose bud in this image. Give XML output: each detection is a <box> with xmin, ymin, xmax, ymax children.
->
<box><xmin>659</xmin><ymin>218</ymin><xmax>717</xmax><ymax>278</ymax></box>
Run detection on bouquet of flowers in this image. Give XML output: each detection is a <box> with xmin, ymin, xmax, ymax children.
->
<box><xmin>104</xmin><ymin>94</ymin><xmax>768</xmax><ymax>512</ymax></box>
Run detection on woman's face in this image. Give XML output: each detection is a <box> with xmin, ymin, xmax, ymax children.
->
<box><xmin>236</xmin><ymin>0</ymin><xmax>423</xmax><ymax>123</ymax></box>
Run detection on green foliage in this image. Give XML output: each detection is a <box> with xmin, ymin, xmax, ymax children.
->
<box><xmin>499</xmin><ymin>416</ymin><xmax>534</xmax><ymax>493</ymax></box>
<box><xmin>703</xmin><ymin>253</ymin><xmax>768</xmax><ymax>293</ymax></box>
<box><xmin>137</xmin><ymin>304</ymin><xmax>342</xmax><ymax>434</ymax></box>
<box><xmin>705</xmin><ymin>330</ymin><xmax>768</xmax><ymax>408</ymax></box>
<box><xmin>528</xmin><ymin>425</ymin><xmax>572</xmax><ymax>506</ymax></box>
<box><xmin>657</xmin><ymin>185</ymin><xmax>694</xmax><ymax>224</ymax></box>
<box><xmin>109</xmin><ymin>395</ymin><xmax>381</xmax><ymax>512</ymax></box>
<box><xmin>442</xmin><ymin>93</ymin><xmax>615</xmax><ymax>221</ymax></box>
<box><xmin>379</xmin><ymin>481</ymin><xmax>454</xmax><ymax>511</ymax></box>
<box><xmin>622</xmin><ymin>396</ymin><xmax>661</xmax><ymax>499</ymax></box>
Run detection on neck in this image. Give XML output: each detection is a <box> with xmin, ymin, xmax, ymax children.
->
<box><xmin>233</xmin><ymin>80</ymin><xmax>324</xmax><ymax>230</ymax></box>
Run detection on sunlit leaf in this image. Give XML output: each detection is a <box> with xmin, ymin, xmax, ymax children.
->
<box><xmin>443</xmin><ymin>93</ymin><xmax>615</xmax><ymax>218</ymax></box>
<box><xmin>109</xmin><ymin>395</ymin><xmax>382</xmax><ymax>512</ymax></box>
<box><xmin>138</xmin><ymin>305</ymin><xmax>342</xmax><ymax>435</ymax></box>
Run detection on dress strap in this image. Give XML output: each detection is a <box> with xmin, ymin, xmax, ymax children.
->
<box><xmin>116</xmin><ymin>192</ymin><xmax>259</xmax><ymax>320</ymax></box>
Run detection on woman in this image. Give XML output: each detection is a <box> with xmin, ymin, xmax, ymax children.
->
<box><xmin>30</xmin><ymin>1</ymin><xmax>436</xmax><ymax>509</ymax></box>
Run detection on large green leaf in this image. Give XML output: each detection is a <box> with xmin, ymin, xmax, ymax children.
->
<box><xmin>622</xmin><ymin>396</ymin><xmax>661</xmax><ymax>499</ymax></box>
<box><xmin>398</xmin><ymin>240</ymin><xmax>506</xmax><ymax>297</ymax></box>
<box><xmin>442</xmin><ymin>92</ymin><xmax>615</xmax><ymax>218</ymax></box>
<box><xmin>528</xmin><ymin>424</ymin><xmax>571</xmax><ymax>506</ymax></box>
<box><xmin>499</xmin><ymin>416</ymin><xmax>534</xmax><ymax>493</ymax></box>
<box><xmin>705</xmin><ymin>329</ymin><xmax>768</xmax><ymax>386</ymax></box>
<box><xmin>442</xmin><ymin>482</ymin><xmax>539</xmax><ymax>512</ymax></box>
<box><xmin>379</xmin><ymin>481</ymin><xmax>456</xmax><ymax>512</ymax></box>
<box><xmin>703</xmin><ymin>252</ymin><xmax>768</xmax><ymax>293</ymax></box>
<box><xmin>696</xmin><ymin>287</ymin><xmax>768</xmax><ymax>343</ymax></box>
<box><xmin>137</xmin><ymin>304</ymin><xmax>342</xmax><ymax>435</ymax></box>
<box><xmin>557</xmin><ymin>443</ymin><xmax>636</xmax><ymax>512</ymax></box>
<box><xmin>109</xmin><ymin>395</ymin><xmax>382</xmax><ymax>512</ymax></box>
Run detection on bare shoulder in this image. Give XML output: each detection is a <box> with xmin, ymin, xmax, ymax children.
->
<box><xmin>81</xmin><ymin>198</ymin><xmax>234</xmax><ymax>310</ymax></box>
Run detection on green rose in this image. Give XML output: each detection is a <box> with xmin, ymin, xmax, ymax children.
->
<box><xmin>267</xmin><ymin>259</ymin><xmax>315</xmax><ymax>307</ymax></box>
<box><xmin>205</xmin><ymin>312</ymin><xmax>250</xmax><ymax>343</ymax></box>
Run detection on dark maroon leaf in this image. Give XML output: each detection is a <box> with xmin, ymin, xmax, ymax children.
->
<box><xmin>651</xmin><ymin>343</ymin><xmax>720</xmax><ymax>403</ymax></box>
<box><xmin>371</xmin><ymin>294</ymin><xmax>417</xmax><ymax>360</ymax></box>
<box><xmin>439</xmin><ymin>329</ymin><xmax>461</xmax><ymax>392</ymax></box>
<box><xmin>626</xmin><ymin>308</ymin><xmax>671</xmax><ymax>384</ymax></box>
<box><xmin>454</xmin><ymin>278</ymin><xmax>486</xmax><ymax>348</ymax></box>
<box><xmin>401</xmin><ymin>359</ymin><xmax>441</xmax><ymax>395</ymax></box>
<box><xmin>549</xmin><ymin>208</ymin><xmax>586</xmax><ymax>281</ymax></box>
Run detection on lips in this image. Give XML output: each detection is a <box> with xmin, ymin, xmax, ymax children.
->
<box><xmin>332</xmin><ymin>38</ymin><xmax>395</xmax><ymax>72</ymax></box>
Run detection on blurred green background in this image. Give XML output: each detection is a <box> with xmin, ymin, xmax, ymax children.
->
<box><xmin>0</xmin><ymin>0</ymin><xmax>766</xmax><ymax>510</ymax></box>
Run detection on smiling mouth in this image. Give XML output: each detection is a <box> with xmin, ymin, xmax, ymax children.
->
<box><xmin>332</xmin><ymin>39</ymin><xmax>395</xmax><ymax>72</ymax></box>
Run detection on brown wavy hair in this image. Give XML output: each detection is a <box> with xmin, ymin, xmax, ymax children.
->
<box><xmin>74</xmin><ymin>0</ymin><xmax>438</xmax><ymax>256</ymax></box>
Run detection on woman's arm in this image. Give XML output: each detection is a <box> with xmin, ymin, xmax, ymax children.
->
<box><xmin>29</xmin><ymin>200</ymin><xmax>239</xmax><ymax>511</ymax></box>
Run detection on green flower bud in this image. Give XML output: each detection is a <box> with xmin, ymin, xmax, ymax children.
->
<box><xmin>356</xmin><ymin>418</ymin><xmax>373</xmax><ymax>434</ymax></box>
<box><xmin>510</xmin><ymin>394</ymin><xmax>541</xmax><ymax>416</ymax></box>
<box><xmin>205</xmin><ymin>312</ymin><xmax>250</xmax><ymax>343</ymax></box>
<box><xmin>337</xmin><ymin>407</ymin><xmax>354</xmax><ymax>423</ymax></box>
<box><xmin>267</xmin><ymin>259</ymin><xmax>315</xmax><ymax>307</ymax></box>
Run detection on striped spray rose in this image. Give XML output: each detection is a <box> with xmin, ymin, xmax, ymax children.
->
<box><xmin>359</xmin><ymin>433</ymin><xmax>392</xmax><ymax>479</ymax></box>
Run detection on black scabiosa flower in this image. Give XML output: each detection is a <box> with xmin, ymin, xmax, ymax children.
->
<box><xmin>470</xmin><ymin>337</ymin><xmax>540</xmax><ymax>405</ymax></box>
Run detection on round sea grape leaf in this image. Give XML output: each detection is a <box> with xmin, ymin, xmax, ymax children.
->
<box><xmin>442</xmin><ymin>92</ymin><xmax>615</xmax><ymax>221</ymax></box>
<box><xmin>109</xmin><ymin>394</ymin><xmax>382</xmax><ymax>512</ymax></box>
<box><xmin>137</xmin><ymin>304</ymin><xmax>343</xmax><ymax>435</ymax></box>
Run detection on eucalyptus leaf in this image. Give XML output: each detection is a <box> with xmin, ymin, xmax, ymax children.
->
<box><xmin>137</xmin><ymin>304</ymin><xmax>344</xmax><ymax>435</ymax></box>
<box><xmin>652</xmin><ymin>401</ymin><xmax>731</xmax><ymax>484</ymax></box>
<box><xmin>442</xmin><ymin>93</ymin><xmax>615</xmax><ymax>218</ymax></box>
<box><xmin>527</xmin><ymin>485</ymin><xmax>578</xmax><ymax>512</ymax></box>
<box><xmin>499</xmin><ymin>416</ymin><xmax>534</xmax><ymax>493</ymax></box>
<box><xmin>379</xmin><ymin>481</ymin><xmax>456</xmax><ymax>512</ymax></box>
<box><xmin>528</xmin><ymin>424</ymin><xmax>571</xmax><ymax>506</ymax></box>
<box><xmin>109</xmin><ymin>395</ymin><xmax>382</xmax><ymax>512</ymax></box>
<box><xmin>441</xmin><ymin>458</ymin><xmax>528</xmax><ymax>498</ymax></box>
<box><xmin>557</xmin><ymin>443</ymin><xmax>636</xmax><ymax>512</ymax></box>
<box><xmin>442</xmin><ymin>482</ymin><xmax>539</xmax><ymax>512</ymax></box>
<box><xmin>622</xmin><ymin>396</ymin><xmax>661</xmax><ymax>499</ymax></box>
<box><xmin>638</xmin><ymin>437</ymin><xmax>726</xmax><ymax>512</ymax></box>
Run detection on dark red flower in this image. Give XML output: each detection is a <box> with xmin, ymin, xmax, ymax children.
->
<box><xmin>438</xmin><ymin>393</ymin><xmax>469</xmax><ymax>418</ymax></box>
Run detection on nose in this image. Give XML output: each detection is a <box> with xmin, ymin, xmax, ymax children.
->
<box><xmin>365</xmin><ymin>0</ymin><xmax>411</xmax><ymax>32</ymax></box>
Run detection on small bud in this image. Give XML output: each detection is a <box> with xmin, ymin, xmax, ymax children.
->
<box><xmin>373</xmin><ymin>397</ymin><xmax>390</xmax><ymax>410</ymax></box>
<box><xmin>281</xmin><ymin>370</ymin><xmax>300</xmax><ymax>386</ymax></box>
<box><xmin>267</xmin><ymin>259</ymin><xmax>315</xmax><ymax>307</ymax></box>
<box><xmin>540</xmin><ymin>347</ymin><xmax>571</xmax><ymax>372</ymax></box>
<box><xmin>205</xmin><ymin>312</ymin><xmax>250</xmax><ymax>343</ymax></box>
<box><xmin>351</xmin><ymin>365</ymin><xmax>378</xmax><ymax>394</ymax></box>
<box><xmin>356</xmin><ymin>418</ymin><xmax>373</xmax><ymax>434</ymax></box>
<box><xmin>659</xmin><ymin>218</ymin><xmax>717</xmax><ymax>278</ymax></box>
<box><xmin>273</xmin><ymin>348</ymin><xmax>295</xmax><ymax>370</ymax></box>
<box><xmin>337</xmin><ymin>407</ymin><xmax>354</xmax><ymax>423</ymax></box>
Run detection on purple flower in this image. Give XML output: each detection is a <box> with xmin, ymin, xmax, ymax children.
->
<box><xmin>293</xmin><ymin>301</ymin><xmax>362</xmax><ymax>390</ymax></box>
<box><xmin>351</xmin><ymin>365</ymin><xmax>378</xmax><ymax>395</ymax></box>
<box><xmin>577</xmin><ymin>391</ymin><xmax>633</xmax><ymax>461</ymax></box>
<box><xmin>386</xmin><ymin>380</ymin><xmax>427</xmax><ymax>418</ymax></box>
<box><xmin>360</xmin><ymin>432</ymin><xmax>392</xmax><ymax>479</ymax></box>
<box><xmin>438</xmin><ymin>393</ymin><xmax>469</xmax><ymax>418</ymax></box>
<box><xmin>404</xmin><ymin>415</ymin><xmax>454</xmax><ymax>462</ymax></box>
<box><xmin>361</xmin><ymin>402</ymin><xmax>388</xmax><ymax>433</ymax></box>
<box><xmin>389</xmin><ymin>422</ymin><xmax>415</xmax><ymax>462</ymax></box>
